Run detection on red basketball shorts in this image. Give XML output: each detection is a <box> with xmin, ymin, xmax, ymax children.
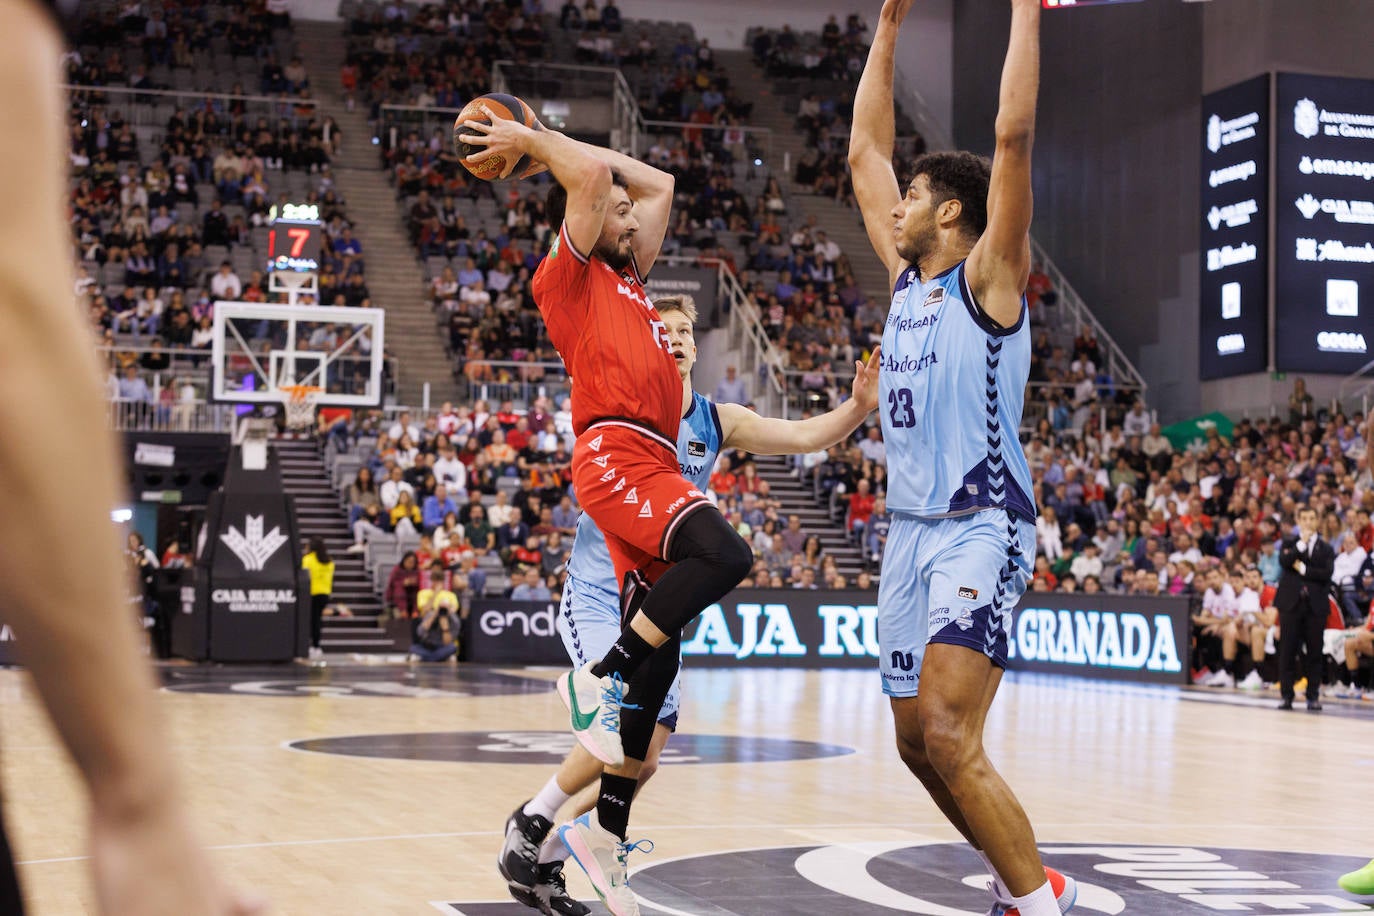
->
<box><xmin>572</xmin><ymin>422</ymin><xmax>710</xmax><ymax>587</ymax></box>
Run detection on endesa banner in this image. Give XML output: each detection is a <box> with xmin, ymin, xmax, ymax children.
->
<box><xmin>473</xmin><ymin>589</ymin><xmax>1191</xmax><ymax>686</ymax></box>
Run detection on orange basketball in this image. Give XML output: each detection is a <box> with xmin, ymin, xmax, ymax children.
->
<box><xmin>454</xmin><ymin>92</ymin><xmax>537</xmax><ymax>181</ymax></box>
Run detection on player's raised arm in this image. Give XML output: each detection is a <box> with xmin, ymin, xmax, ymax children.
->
<box><xmin>0</xmin><ymin>2</ymin><xmax>260</xmax><ymax>912</ymax></box>
<box><xmin>716</xmin><ymin>348</ymin><xmax>882</xmax><ymax>454</ymax></box>
<box><xmin>566</xmin><ymin>141</ymin><xmax>675</xmax><ymax>277</ymax></box>
<box><xmin>966</xmin><ymin>0</ymin><xmax>1040</xmax><ymax>328</ymax></box>
<box><xmin>460</xmin><ymin>117</ymin><xmax>611</xmax><ymax>258</ymax></box>
<box><xmin>848</xmin><ymin>0</ymin><xmax>913</xmax><ymax>287</ymax></box>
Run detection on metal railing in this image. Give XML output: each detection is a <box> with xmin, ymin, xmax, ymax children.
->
<box><xmin>64</xmin><ymin>84</ymin><xmax>320</xmax><ymax>132</ymax></box>
<box><xmin>378</xmin><ymin>103</ymin><xmax>465</xmax><ymax>156</ymax></box>
<box><xmin>491</xmin><ymin>59</ymin><xmax>643</xmax><ymax>151</ymax></box>
<box><xmin>454</xmin><ymin>360</ymin><xmax>571</xmax><ymax>408</ymax></box>
<box><xmin>1028</xmin><ymin>237</ymin><xmax>1146</xmax><ymax>398</ymax></box>
<box><xmin>656</xmin><ymin>255</ymin><xmax>786</xmax><ymax>418</ymax></box>
<box><xmin>638</xmin><ymin>119</ymin><xmax>774</xmax><ymax>170</ymax></box>
<box><xmin>108</xmin><ymin>398</ymin><xmax>238</xmax><ymax>433</ymax></box>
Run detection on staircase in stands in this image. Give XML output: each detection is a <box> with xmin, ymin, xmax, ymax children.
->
<box><xmin>749</xmin><ymin>454</ymin><xmax>870</xmax><ymax>584</ymax></box>
<box><xmin>714</xmin><ymin>50</ymin><xmax>894</xmax><ymax>306</ymax></box>
<box><xmin>294</xmin><ymin>20</ymin><xmax>462</xmax><ymax>408</ymax></box>
<box><xmin>274</xmin><ymin>438</ymin><xmax>405</xmax><ymax>652</ymax></box>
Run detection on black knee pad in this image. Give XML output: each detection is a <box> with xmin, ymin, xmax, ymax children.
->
<box><xmin>667</xmin><ymin>506</ymin><xmax>754</xmax><ymax>581</ymax></box>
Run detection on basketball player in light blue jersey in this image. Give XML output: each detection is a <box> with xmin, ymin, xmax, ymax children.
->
<box><xmin>498</xmin><ymin>295</ymin><xmax>880</xmax><ymax>916</ymax></box>
<box><xmin>849</xmin><ymin>3</ymin><xmax>1075</xmax><ymax>916</ymax></box>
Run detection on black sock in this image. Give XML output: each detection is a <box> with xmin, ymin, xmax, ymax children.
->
<box><xmin>592</xmin><ymin>627</ymin><xmax>655</xmax><ymax>680</ymax></box>
<box><xmin>1344</xmin><ymin>667</ymin><xmax>1357</xmax><ymax>686</ymax></box>
<box><xmin>596</xmin><ymin>773</ymin><xmax>638</xmax><ymax>840</ymax></box>
<box><xmin>1223</xmin><ymin>658</ymin><xmax>1235</xmax><ymax>675</ymax></box>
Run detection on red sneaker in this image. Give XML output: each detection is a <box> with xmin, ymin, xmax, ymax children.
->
<box><xmin>989</xmin><ymin>866</ymin><xmax>1078</xmax><ymax>915</ymax></box>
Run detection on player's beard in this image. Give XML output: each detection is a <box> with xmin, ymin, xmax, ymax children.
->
<box><xmin>895</xmin><ymin>213</ymin><xmax>938</xmax><ymax>271</ymax></box>
<box><xmin>596</xmin><ymin>235</ymin><xmax>635</xmax><ymax>272</ymax></box>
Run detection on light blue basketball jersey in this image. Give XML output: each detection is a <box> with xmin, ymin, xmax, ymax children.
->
<box><xmin>565</xmin><ymin>391</ymin><xmax>723</xmax><ymax>591</ymax></box>
<box><xmin>879</xmin><ymin>261</ymin><xmax>1036</xmax><ymax>524</ymax></box>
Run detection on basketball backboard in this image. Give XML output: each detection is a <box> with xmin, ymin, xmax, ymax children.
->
<box><xmin>210</xmin><ymin>301</ymin><xmax>386</xmax><ymax>407</ymax></box>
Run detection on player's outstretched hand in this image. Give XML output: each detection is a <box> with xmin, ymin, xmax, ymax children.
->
<box><xmin>91</xmin><ymin>800</ymin><xmax>267</xmax><ymax>916</ymax></box>
<box><xmin>879</xmin><ymin>0</ymin><xmax>916</xmax><ymax>26</ymax></box>
<box><xmin>852</xmin><ymin>346</ymin><xmax>882</xmax><ymax>413</ymax></box>
<box><xmin>457</xmin><ymin>114</ymin><xmax>536</xmax><ymax>181</ymax></box>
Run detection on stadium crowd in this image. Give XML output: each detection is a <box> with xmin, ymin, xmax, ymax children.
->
<box><xmin>63</xmin><ymin>7</ymin><xmax>395</xmax><ymax>406</ymax></box>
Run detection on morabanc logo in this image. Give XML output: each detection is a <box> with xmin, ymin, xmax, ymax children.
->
<box><xmin>220</xmin><ymin>515</ymin><xmax>288</xmax><ymax>571</ymax></box>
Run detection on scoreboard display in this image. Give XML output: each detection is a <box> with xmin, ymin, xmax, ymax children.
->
<box><xmin>1199</xmin><ymin>75</ymin><xmax>1270</xmax><ymax>380</ymax></box>
<box><xmin>1274</xmin><ymin>73</ymin><xmax>1374</xmax><ymax>373</ymax></box>
<box><xmin>268</xmin><ymin>202</ymin><xmax>323</xmax><ymax>273</ymax></box>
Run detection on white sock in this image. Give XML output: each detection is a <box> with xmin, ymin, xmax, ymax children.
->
<box><xmin>538</xmin><ymin>830</ymin><xmax>567</xmax><ymax>864</ymax></box>
<box><xmin>975</xmin><ymin>848</ymin><xmax>1011</xmax><ymax>901</ymax></box>
<box><xmin>523</xmin><ymin>776</ymin><xmax>571</xmax><ymax>822</ymax></box>
<box><xmin>1011</xmin><ymin>880</ymin><xmax>1058</xmax><ymax>916</ymax></box>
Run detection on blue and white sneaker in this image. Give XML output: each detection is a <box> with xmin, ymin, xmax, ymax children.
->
<box><xmin>557</xmin><ymin>812</ymin><xmax>653</xmax><ymax>916</ymax></box>
<box><xmin>556</xmin><ymin>662</ymin><xmax>637</xmax><ymax>767</ymax></box>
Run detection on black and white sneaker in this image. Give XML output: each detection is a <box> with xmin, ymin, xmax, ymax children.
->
<box><xmin>508</xmin><ymin>860</ymin><xmax>591</xmax><ymax>916</ymax></box>
<box><xmin>499</xmin><ymin>801</ymin><xmax>555</xmax><ymax>890</ymax></box>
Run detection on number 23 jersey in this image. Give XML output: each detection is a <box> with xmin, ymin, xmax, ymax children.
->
<box><xmin>879</xmin><ymin>261</ymin><xmax>1036</xmax><ymax>524</ymax></box>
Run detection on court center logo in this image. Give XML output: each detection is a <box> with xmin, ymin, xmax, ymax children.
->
<box><xmin>439</xmin><ymin>843</ymin><xmax>1374</xmax><ymax>914</ymax></box>
<box><xmin>220</xmin><ymin>515</ymin><xmax>288</xmax><ymax>571</ymax></box>
<box><xmin>289</xmin><ymin>731</ymin><xmax>855</xmax><ymax>765</ymax></box>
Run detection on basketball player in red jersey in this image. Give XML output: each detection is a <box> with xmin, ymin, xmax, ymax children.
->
<box><xmin>460</xmin><ymin>116</ymin><xmax>753</xmax><ymax>911</ymax></box>
<box><xmin>0</xmin><ymin>2</ymin><xmax>263</xmax><ymax>913</ymax></box>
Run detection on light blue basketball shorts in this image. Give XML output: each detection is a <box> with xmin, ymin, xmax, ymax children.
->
<box><xmin>557</xmin><ymin>573</ymin><xmax>682</xmax><ymax>727</ymax></box>
<box><xmin>877</xmin><ymin>509</ymin><xmax>1035</xmax><ymax>697</ymax></box>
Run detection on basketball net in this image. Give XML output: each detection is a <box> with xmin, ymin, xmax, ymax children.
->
<box><xmin>279</xmin><ymin>383</ymin><xmax>322</xmax><ymax>431</ymax></box>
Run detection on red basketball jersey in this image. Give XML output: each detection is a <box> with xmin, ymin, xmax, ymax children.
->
<box><xmin>532</xmin><ymin>222</ymin><xmax>681</xmax><ymax>440</ymax></box>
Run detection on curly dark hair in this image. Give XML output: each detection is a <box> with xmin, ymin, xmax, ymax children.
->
<box><xmin>911</xmin><ymin>151</ymin><xmax>992</xmax><ymax>240</ymax></box>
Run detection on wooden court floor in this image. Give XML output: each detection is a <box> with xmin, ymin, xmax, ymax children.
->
<box><xmin>1</xmin><ymin>662</ymin><xmax>1371</xmax><ymax>915</ymax></box>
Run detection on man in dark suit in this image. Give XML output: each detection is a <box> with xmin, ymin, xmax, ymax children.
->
<box><xmin>1275</xmin><ymin>506</ymin><xmax>1335</xmax><ymax>710</ymax></box>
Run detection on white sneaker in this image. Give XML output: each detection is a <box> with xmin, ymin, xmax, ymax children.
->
<box><xmin>1205</xmin><ymin>669</ymin><xmax>1235</xmax><ymax>688</ymax></box>
<box><xmin>1238</xmin><ymin>670</ymin><xmax>1264</xmax><ymax>690</ymax></box>
<box><xmin>557</xmin><ymin>812</ymin><xmax>651</xmax><ymax>916</ymax></box>
<box><xmin>1333</xmin><ymin>684</ymin><xmax>1365</xmax><ymax>700</ymax></box>
<box><xmin>556</xmin><ymin>662</ymin><xmax>634</xmax><ymax>767</ymax></box>
<box><xmin>346</xmin><ymin>543</ymin><xmax>367</xmax><ymax>553</ymax></box>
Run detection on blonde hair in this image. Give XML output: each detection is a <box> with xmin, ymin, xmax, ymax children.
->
<box><xmin>653</xmin><ymin>294</ymin><xmax>698</xmax><ymax>325</ymax></box>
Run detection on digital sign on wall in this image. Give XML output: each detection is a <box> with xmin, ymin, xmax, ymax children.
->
<box><xmin>1199</xmin><ymin>75</ymin><xmax>1270</xmax><ymax>380</ymax></box>
<box><xmin>1275</xmin><ymin>73</ymin><xmax>1374</xmax><ymax>373</ymax></box>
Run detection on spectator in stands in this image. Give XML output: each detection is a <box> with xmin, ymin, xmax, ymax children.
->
<box><xmin>209</xmin><ymin>261</ymin><xmax>242</xmax><ymax>300</ymax></box>
<box><xmin>1123</xmin><ymin>401</ymin><xmax>1150</xmax><ymax>437</ymax></box>
<box><xmin>411</xmin><ymin>570</ymin><xmax>460</xmax><ymax>663</ymax></box>
<box><xmin>302</xmin><ymin>538</ymin><xmax>334</xmax><ymax>661</ymax></box>
<box><xmin>510</xmin><ymin>565</ymin><xmax>550</xmax><ymax>601</ymax></box>
<box><xmin>713</xmin><ymin>365</ymin><xmax>747</xmax><ymax>405</ymax></box>
<box><xmin>847</xmin><ymin>477</ymin><xmax>875</xmax><ymax>541</ymax></box>
<box><xmin>389</xmin><ymin>410</ymin><xmax>421</xmax><ymax>443</ymax></box>
<box><xmin>857</xmin><ymin>426</ymin><xmax>886</xmax><ymax>465</ymax></box>
<box><xmin>552</xmin><ymin>494</ymin><xmax>579</xmax><ymax>534</ymax></box>
<box><xmin>390</xmin><ymin>489</ymin><xmax>421</xmax><ymax>536</ymax></box>
<box><xmin>422</xmin><ymin>484</ymin><xmax>458</xmax><ymax>533</ymax></box>
<box><xmin>1288</xmin><ymin>377</ymin><xmax>1315</xmax><ymax>425</ymax></box>
<box><xmin>464</xmin><ymin>505</ymin><xmax>495</xmax><ymax>558</ymax></box>
<box><xmin>116</xmin><ymin>365</ymin><xmax>153</xmax><ymax>404</ymax></box>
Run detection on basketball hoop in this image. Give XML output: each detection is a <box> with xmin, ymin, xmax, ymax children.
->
<box><xmin>280</xmin><ymin>384</ymin><xmax>322</xmax><ymax>432</ymax></box>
